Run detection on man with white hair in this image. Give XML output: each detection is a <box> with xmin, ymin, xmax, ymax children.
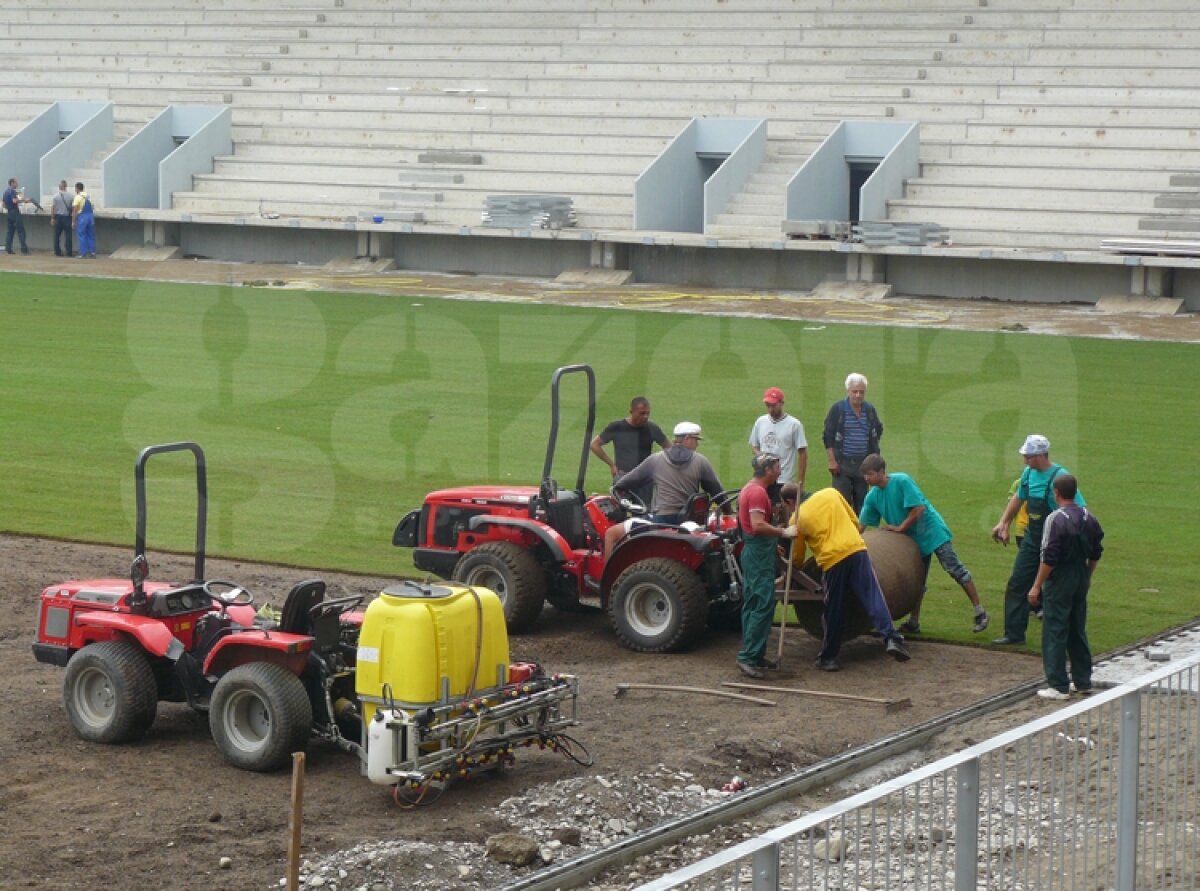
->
<box><xmin>990</xmin><ymin>434</ymin><xmax>1085</xmax><ymax>646</ymax></box>
<box><xmin>822</xmin><ymin>372</ymin><xmax>883</xmax><ymax>512</ymax></box>
<box><xmin>613</xmin><ymin>421</ymin><xmax>726</xmax><ymax>524</ymax></box>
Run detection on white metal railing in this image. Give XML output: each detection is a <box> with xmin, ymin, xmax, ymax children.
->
<box><xmin>639</xmin><ymin>651</ymin><xmax>1200</xmax><ymax>890</ymax></box>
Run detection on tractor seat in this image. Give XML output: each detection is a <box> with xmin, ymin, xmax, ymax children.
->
<box><xmin>543</xmin><ymin>489</ymin><xmax>585</xmax><ymax>549</ymax></box>
<box><xmin>279</xmin><ymin>579</ymin><xmax>326</xmax><ymax>636</ymax></box>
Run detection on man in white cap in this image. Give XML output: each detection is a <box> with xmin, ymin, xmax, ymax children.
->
<box><xmin>613</xmin><ymin>421</ymin><xmax>726</xmax><ymax>524</ymax></box>
<box><xmin>990</xmin><ymin>435</ymin><xmax>1085</xmax><ymax>646</ymax></box>
<box><xmin>749</xmin><ymin>386</ymin><xmax>807</xmax><ymax>508</ymax></box>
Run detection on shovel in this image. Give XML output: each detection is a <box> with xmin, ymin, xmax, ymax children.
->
<box><xmin>776</xmin><ymin>543</ymin><xmax>795</xmax><ymax>665</ymax></box>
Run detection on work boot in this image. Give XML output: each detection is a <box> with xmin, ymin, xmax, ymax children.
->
<box><xmin>736</xmin><ymin>661</ymin><xmax>765</xmax><ymax>680</ymax></box>
<box><xmin>1037</xmin><ymin>687</ymin><xmax>1070</xmax><ymax>701</ymax></box>
<box><xmin>885</xmin><ymin>638</ymin><xmax>911</xmax><ymax>662</ymax></box>
<box><xmin>814</xmin><ymin>658</ymin><xmax>839</xmax><ymax>672</ymax></box>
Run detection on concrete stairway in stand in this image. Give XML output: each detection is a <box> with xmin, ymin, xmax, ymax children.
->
<box><xmin>705</xmin><ymin>142</ymin><xmax>806</xmax><ymax>240</ymax></box>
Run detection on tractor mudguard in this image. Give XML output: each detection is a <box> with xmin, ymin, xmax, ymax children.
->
<box><xmin>393</xmin><ymin>509</ymin><xmax>421</xmax><ymax>547</ymax></box>
<box><xmin>466</xmin><ymin>515</ymin><xmax>570</xmax><ymax>563</ymax></box>
<box><xmin>600</xmin><ymin>529</ymin><xmax>716</xmax><ymax>593</ymax></box>
<box><xmin>73</xmin><ymin>611</ymin><xmax>185</xmax><ymax>661</ymax></box>
<box><xmin>202</xmin><ymin>632</ymin><xmax>312</xmax><ymax>677</ymax></box>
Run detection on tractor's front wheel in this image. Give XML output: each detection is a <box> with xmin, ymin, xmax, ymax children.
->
<box><xmin>210</xmin><ymin>663</ymin><xmax>312</xmax><ymax>772</ymax></box>
<box><xmin>453</xmin><ymin>541</ymin><xmax>546</xmax><ymax>632</ymax></box>
<box><xmin>610</xmin><ymin>558</ymin><xmax>709</xmax><ymax>653</ymax></box>
<box><xmin>64</xmin><ymin>640</ymin><xmax>159</xmax><ymax>744</ymax></box>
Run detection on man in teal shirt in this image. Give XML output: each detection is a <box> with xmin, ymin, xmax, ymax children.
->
<box><xmin>860</xmin><ymin>454</ymin><xmax>989</xmax><ymax>634</ymax></box>
<box><xmin>990</xmin><ymin>434</ymin><xmax>1084</xmax><ymax>646</ymax></box>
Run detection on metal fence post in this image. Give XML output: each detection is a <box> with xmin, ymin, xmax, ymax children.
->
<box><xmin>1115</xmin><ymin>691</ymin><xmax>1142</xmax><ymax>891</ymax></box>
<box><xmin>955</xmin><ymin>757</ymin><xmax>980</xmax><ymax>891</ymax></box>
<box><xmin>752</xmin><ymin>840</ymin><xmax>779</xmax><ymax>891</ymax></box>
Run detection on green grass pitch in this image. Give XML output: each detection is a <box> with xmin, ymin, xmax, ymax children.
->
<box><xmin>2</xmin><ymin>271</ymin><xmax>1195</xmax><ymax>653</ymax></box>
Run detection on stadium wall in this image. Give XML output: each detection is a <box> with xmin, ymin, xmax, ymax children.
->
<box><xmin>58</xmin><ymin>214</ymin><xmax>1200</xmax><ymax>311</ymax></box>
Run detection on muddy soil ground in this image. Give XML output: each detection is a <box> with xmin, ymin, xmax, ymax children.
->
<box><xmin>0</xmin><ymin>534</ymin><xmax>1039</xmax><ymax>890</ymax></box>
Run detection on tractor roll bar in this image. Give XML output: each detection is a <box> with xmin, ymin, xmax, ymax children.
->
<box><xmin>542</xmin><ymin>364</ymin><xmax>596</xmax><ymax>494</ymax></box>
<box><xmin>135</xmin><ymin>441</ymin><xmax>208</xmax><ymax>582</ymax></box>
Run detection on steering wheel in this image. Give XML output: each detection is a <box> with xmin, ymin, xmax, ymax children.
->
<box><xmin>310</xmin><ymin>594</ymin><xmax>364</xmax><ymax>621</ymax></box>
<box><xmin>202</xmin><ymin>579</ymin><xmax>255</xmax><ymax>607</ymax></box>
<box><xmin>610</xmin><ymin>486</ymin><xmax>648</xmax><ymax>517</ymax></box>
<box><xmin>710</xmin><ymin>489</ymin><xmax>739</xmax><ymax>512</ymax></box>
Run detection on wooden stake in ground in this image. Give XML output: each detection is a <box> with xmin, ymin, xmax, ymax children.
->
<box><xmin>721</xmin><ymin>681</ymin><xmax>912</xmax><ymax>713</ymax></box>
<box><xmin>614</xmin><ymin>682</ymin><xmax>776</xmax><ymax>707</ymax></box>
<box><xmin>287</xmin><ymin>751</ymin><xmax>306</xmax><ymax>891</ymax></box>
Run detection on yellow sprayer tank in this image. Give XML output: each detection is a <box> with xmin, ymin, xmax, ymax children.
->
<box><xmin>355</xmin><ymin>581</ymin><xmax>510</xmax><ymax>722</ymax></box>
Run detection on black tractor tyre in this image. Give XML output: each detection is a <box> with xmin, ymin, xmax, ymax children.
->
<box><xmin>209</xmin><ymin>662</ymin><xmax>312</xmax><ymax>772</ymax></box>
<box><xmin>609</xmin><ymin>558</ymin><xmax>709</xmax><ymax>653</ymax></box>
<box><xmin>453</xmin><ymin>541</ymin><xmax>546</xmax><ymax>632</ymax></box>
<box><xmin>63</xmin><ymin>640</ymin><xmax>159</xmax><ymax>744</ymax></box>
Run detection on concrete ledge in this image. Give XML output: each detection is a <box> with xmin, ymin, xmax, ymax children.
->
<box><xmin>110</xmin><ymin>245</ymin><xmax>184</xmax><ymax>261</ymax></box>
<box><xmin>812</xmin><ymin>280</ymin><xmax>894</xmax><ymax>301</ymax></box>
<box><xmin>322</xmin><ymin>256</ymin><xmax>396</xmax><ymax>273</ymax></box>
<box><xmin>555</xmin><ymin>268</ymin><xmax>633</xmax><ymax>285</ymax></box>
<box><xmin>1095</xmin><ymin>295</ymin><xmax>1184</xmax><ymax>315</ymax></box>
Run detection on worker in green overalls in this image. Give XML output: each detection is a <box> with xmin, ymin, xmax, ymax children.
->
<box><xmin>990</xmin><ymin>435</ymin><xmax>1085</xmax><ymax>646</ymax></box>
<box><xmin>734</xmin><ymin>452</ymin><xmax>797</xmax><ymax>679</ymax></box>
<box><xmin>1027</xmin><ymin>473</ymin><xmax>1104</xmax><ymax>700</ymax></box>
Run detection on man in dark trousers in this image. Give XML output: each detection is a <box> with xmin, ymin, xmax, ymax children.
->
<box><xmin>787</xmin><ymin>486</ymin><xmax>911</xmax><ymax>671</ymax></box>
<box><xmin>1028</xmin><ymin>473</ymin><xmax>1104</xmax><ymax>701</ymax></box>
<box><xmin>591</xmin><ymin>396</ymin><xmax>669</xmax><ymax>504</ymax></box>
<box><xmin>822</xmin><ymin>372</ymin><xmax>883</xmax><ymax>513</ymax></box>
<box><xmin>50</xmin><ymin>179</ymin><xmax>73</xmax><ymax>257</ymax></box>
<box><xmin>990</xmin><ymin>434</ymin><xmax>1084</xmax><ymax>646</ymax></box>
<box><xmin>3</xmin><ymin>177</ymin><xmax>31</xmax><ymax>255</ymax></box>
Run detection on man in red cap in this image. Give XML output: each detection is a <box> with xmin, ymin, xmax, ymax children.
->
<box><xmin>749</xmin><ymin>386</ymin><xmax>807</xmax><ymax>510</ymax></box>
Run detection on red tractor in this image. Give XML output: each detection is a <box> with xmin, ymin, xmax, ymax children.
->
<box><xmin>394</xmin><ymin>364</ymin><xmax>745</xmax><ymax>653</ymax></box>
<box><xmin>32</xmin><ymin>442</ymin><xmax>367</xmax><ymax>771</ymax></box>
<box><xmin>33</xmin><ymin>442</ymin><xmax>586</xmax><ymax>793</ymax></box>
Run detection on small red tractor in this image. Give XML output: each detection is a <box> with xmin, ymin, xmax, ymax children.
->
<box><xmin>394</xmin><ymin>364</ymin><xmax>746</xmax><ymax>653</ymax></box>
<box><xmin>33</xmin><ymin>442</ymin><xmax>585</xmax><ymax>797</ymax></box>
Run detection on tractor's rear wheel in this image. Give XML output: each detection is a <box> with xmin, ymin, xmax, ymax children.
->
<box><xmin>610</xmin><ymin>558</ymin><xmax>709</xmax><ymax>653</ymax></box>
<box><xmin>453</xmin><ymin>541</ymin><xmax>546</xmax><ymax>632</ymax></box>
<box><xmin>64</xmin><ymin>640</ymin><xmax>159</xmax><ymax>744</ymax></box>
<box><xmin>209</xmin><ymin>662</ymin><xmax>312</xmax><ymax>772</ymax></box>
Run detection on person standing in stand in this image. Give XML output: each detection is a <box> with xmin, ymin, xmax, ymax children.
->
<box><xmin>72</xmin><ymin>181</ymin><xmax>96</xmax><ymax>259</ymax></box>
<box><xmin>50</xmin><ymin>180</ymin><xmax>73</xmax><ymax>257</ymax></box>
<box><xmin>4</xmin><ymin>177</ymin><xmax>31</xmax><ymax>255</ymax></box>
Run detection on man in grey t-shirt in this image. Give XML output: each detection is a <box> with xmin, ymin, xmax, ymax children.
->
<box><xmin>749</xmin><ymin>386</ymin><xmax>807</xmax><ymax>504</ymax></box>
